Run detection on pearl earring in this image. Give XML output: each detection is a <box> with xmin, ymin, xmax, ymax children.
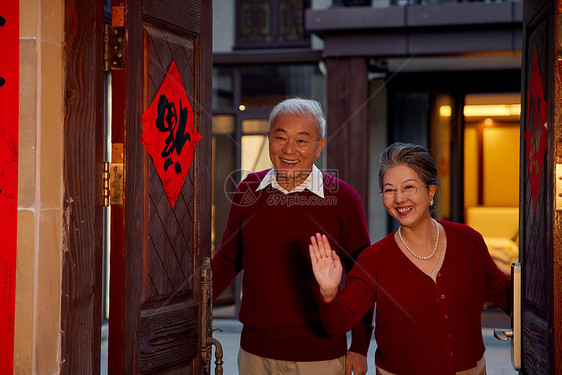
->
<box><xmin>430</xmin><ymin>198</ymin><xmax>434</xmax><ymax>206</ymax></box>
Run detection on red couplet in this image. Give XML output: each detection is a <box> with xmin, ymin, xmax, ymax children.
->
<box><xmin>0</xmin><ymin>3</ymin><xmax>19</xmax><ymax>373</ymax></box>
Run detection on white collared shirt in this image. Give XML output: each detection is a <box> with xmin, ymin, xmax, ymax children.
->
<box><xmin>256</xmin><ymin>165</ymin><xmax>324</xmax><ymax>198</ymax></box>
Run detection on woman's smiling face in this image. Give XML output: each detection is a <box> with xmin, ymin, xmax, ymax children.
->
<box><xmin>381</xmin><ymin>164</ymin><xmax>436</xmax><ymax>228</ymax></box>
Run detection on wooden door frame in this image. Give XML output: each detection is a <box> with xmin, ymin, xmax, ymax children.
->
<box><xmin>553</xmin><ymin>2</ymin><xmax>562</xmax><ymax>370</ymax></box>
<box><xmin>553</xmin><ymin>4</ymin><xmax>562</xmax><ymax>372</ymax></box>
<box><xmin>61</xmin><ymin>0</ymin><xmax>105</xmax><ymax>374</ymax></box>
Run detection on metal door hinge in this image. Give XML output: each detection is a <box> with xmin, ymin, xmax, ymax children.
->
<box><xmin>104</xmin><ymin>24</ymin><xmax>124</xmax><ymax>71</ymax></box>
<box><xmin>103</xmin><ymin>143</ymin><xmax>124</xmax><ymax>207</ymax></box>
<box><xmin>103</xmin><ymin>162</ymin><xmax>110</xmax><ymax>206</ymax></box>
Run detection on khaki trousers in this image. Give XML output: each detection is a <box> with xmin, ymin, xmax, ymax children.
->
<box><xmin>375</xmin><ymin>367</ymin><xmax>487</xmax><ymax>375</ymax></box>
<box><xmin>238</xmin><ymin>348</ymin><xmax>345</xmax><ymax>375</ymax></box>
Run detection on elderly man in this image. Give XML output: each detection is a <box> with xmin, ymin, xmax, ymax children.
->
<box><xmin>211</xmin><ymin>97</ymin><xmax>373</xmax><ymax>375</ymax></box>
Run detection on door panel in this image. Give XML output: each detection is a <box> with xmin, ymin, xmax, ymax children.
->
<box><xmin>143</xmin><ymin>24</ymin><xmax>197</xmax><ymax>304</ymax></box>
<box><xmin>520</xmin><ymin>0</ymin><xmax>559</xmax><ymax>372</ymax></box>
<box><xmin>109</xmin><ymin>1</ymin><xmax>212</xmax><ymax>374</ymax></box>
<box><xmin>138</xmin><ymin>302</ymin><xmax>200</xmax><ymax>373</ymax></box>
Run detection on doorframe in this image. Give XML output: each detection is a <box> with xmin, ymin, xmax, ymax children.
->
<box><xmin>553</xmin><ymin>3</ymin><xmax>562</xmax><ymax>369</ymax></box>
<box><xmin>61</xmin><ymin>0</ymin><xmax>105</xmax><ymax>373</ymax></box>
<box><xmin>552</xmin><ymin>17</ymin><xmax>562</xmax><ymax>375</ymax></box>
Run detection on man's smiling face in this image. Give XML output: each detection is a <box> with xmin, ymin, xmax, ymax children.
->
<box><xmin>268</xmin><ymin>113</ymin><xmax>325</xmax><ymax>191</ymax></box>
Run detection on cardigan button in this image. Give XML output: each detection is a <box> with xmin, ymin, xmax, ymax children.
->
<box><xmin>444</xmin><ymin>314</ymin><xmax>449</xmax><ymax>320</ymax></box>
<box><xmin>449</xmin><ymin>352</ymin><xmax>454</xmax><ymax>358</ymax></box>
<box><xmin>437</xmin><ymin>272</ymin><xmax>441</xmax><ymax>277</ymax></box>
<box><xmin>441</xmin><ymin>294</ymin><xmax>446</xmax><ymax>299</ymax></box>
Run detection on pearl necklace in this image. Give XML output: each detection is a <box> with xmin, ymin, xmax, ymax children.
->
<box><xmin>398</xmin><ymin>218</ymin><xmax>439</xmax><ymax>260</ymax></box>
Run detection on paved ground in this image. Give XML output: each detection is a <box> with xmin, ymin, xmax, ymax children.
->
<box><xmin>209</xmin><ymin>305</ymin><xmax>517</xmax><ymax>375</ymax></box>
<box><xmin>100</xmin><ymin>306</ymin><xmax>517</xmax><ymax>374</ymax></box>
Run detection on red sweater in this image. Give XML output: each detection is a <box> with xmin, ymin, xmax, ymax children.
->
<box><xmin>320</xmin><ymin>221</ymin><xmax>512</xmax><ymax>374</ymax></box>
<box><xmin>212</xmin><ymin>169</ymin><xmax>373</xmax><ymax>361</ymax></box>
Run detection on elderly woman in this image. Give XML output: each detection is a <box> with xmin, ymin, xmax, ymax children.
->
<box><xmin>309</xmin><ymin>142</ymin><xmax>511</xmax><ymax>375</ymax></box>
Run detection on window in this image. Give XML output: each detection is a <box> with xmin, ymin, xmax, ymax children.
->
<box><xmin>240</xmin><ymin>65</ymin><xmax>324</xmax><ymax>108</ymax></box>
<box><xmin>235</xmin><ymin>0</ymin><xmax>311</xmax><ymax>49</ymax></box>
<box><xmin>213</xmin><ymin>67</ymin><xmax>234</xmax><ymax>110</ymax></box>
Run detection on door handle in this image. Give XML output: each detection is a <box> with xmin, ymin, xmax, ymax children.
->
<box><xmin>493</xmin><ymin>329</ymin><xmax>513</xmax><ymax>341</ymax></box>
<box><xmin>493</xmin><ymin>262</ymin><xmax>521</xmax><ymax>371</ymax></box>
<box><xmin>201</xmin><ymin>257</ymin><xmax>224</xmax><ymax>375</ymax></box>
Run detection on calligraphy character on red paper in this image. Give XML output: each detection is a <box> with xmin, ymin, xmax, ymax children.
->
<box><xmin>155</xmin><ymin>94</ymin><xmax>191</xmax><ymax>175</ymax></box>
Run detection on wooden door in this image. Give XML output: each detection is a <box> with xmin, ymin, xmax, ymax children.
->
<box><xmin>519</xmin><ymin>0</ymin><xmax>561</xmax><ymax>373</ymax></box>
<box><xmin>108</xmin><ymin>1</ymin><xmax>212</xmax><ymax>374</ymax></box>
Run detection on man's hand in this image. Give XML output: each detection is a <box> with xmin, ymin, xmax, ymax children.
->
<box><xmin>309</xmin><ymin>233</ymin><xmax>342</xmax><ymax>301</ymax></box>
<box><xmin>345</xmin><ymin>351</ymin><xmax>368</xmax><ymax>375</ymax></box>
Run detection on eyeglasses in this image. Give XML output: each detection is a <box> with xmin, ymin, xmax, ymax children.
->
<box><xmin>380</xmin><ymin>184</ymin><xmax>430</xmax><ymax>199</ymax></box>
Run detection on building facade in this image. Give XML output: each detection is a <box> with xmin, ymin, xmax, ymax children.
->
<box><xmin>211</xmin><ymin>0</ymin><xmax>522</xmax><ymax>252</ymax></box>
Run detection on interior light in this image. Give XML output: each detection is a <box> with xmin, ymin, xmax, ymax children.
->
<box><xmin>239</xmin><ymin>104</ymin><xmax>246</xmax><ymax>111</ymax></box>
<box><xmin>463</xmin><ymin>104</ymin><xmax>521</xmax><ymax>117</ymax></box>
<box><xmin>484</xmin><ymin>118</ymin><xmax>494</xmax><ymax>125</ymax></box>
<box><xmin>439</xmin><ymin>106</ymin><xmax>452</xmax><ymax>117</ymax></box>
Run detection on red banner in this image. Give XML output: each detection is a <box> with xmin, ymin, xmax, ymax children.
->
<box><xmin>523</xmin><ymin>51</ymin><xmax>548</xmax><ymax>211</ymax></box>
<box><xmin>142</xmin><ymin>60</ymin><xmax>201</xmax><ymax>207</ymax></box>
<box><xmin>0</xmin><ymin>3</ymin><xmax>19</xmax><ymax>374</ymax></box>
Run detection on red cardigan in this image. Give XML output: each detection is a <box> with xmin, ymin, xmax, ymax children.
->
<box><xmin>212</xmin><ymin>169</ymin><xmax>373</xmax><ymax>361</ymax></box>
<box><xmin>320</xmin><ymin>221</ymin><xmax>511</xmax><ymax>374</ymax></box>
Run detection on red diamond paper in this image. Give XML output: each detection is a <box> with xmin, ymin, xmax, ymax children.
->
<box><xmin>523</xmin><ymin>51</ymin><xmax>548</xmax><ymax>211</ymax></box>
<box><xmin>142</xmin><ymin>60</ymin><xmax>201</xmax><ymax>207</ymax></box>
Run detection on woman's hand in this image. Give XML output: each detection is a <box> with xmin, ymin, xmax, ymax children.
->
<box><xmin>309</xmin><ymin>233</ymin><xmax>342</xmax><ymax>302</ymax></box>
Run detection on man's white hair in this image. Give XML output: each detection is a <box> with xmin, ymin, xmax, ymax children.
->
<box><xmin>268</xmin><ymin>97</ymin><xmax>326</xmax><ymax>139</ymax></box>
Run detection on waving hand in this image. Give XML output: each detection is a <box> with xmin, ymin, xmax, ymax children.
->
<box><xmin>309</xmin><ymin>233</ymin><xmax>342</xmax><ymax>302</ymax></box>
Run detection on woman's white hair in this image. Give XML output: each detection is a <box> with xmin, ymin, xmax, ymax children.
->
<box><xmin>268</xmin><ymin>97</ymin><xmax>326</xmax><ymax>140</ymax></box>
